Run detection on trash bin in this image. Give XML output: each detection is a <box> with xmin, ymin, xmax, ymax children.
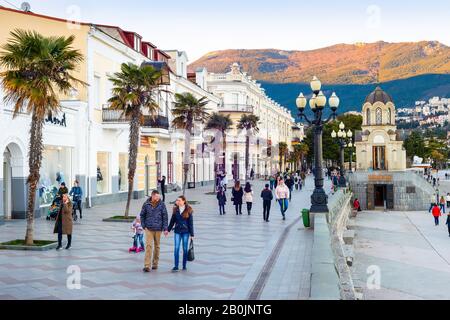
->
<box><xmin>302</xmin><ymin>209</ymin><xmax>310</xmax><ymax>228</ymax></box>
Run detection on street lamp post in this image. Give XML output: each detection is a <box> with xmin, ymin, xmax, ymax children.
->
<box><xmin>296</xmin><ymin>76</ymin><xmax>340</xmax><ymax>213</ymax></box>
<box><xmin>331</xmin><ymin>123</ymin><xmax>353</xmax><ymax>186</ymax></box>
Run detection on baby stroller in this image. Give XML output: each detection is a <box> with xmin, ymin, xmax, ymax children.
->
<box><xmin>71</xmin><ymin>197</ymin><xmax>79</xmax><ymax>222</ymax></box>
<box><xmin>46</xmin><ymin>197</ymin><xmax>61</xmax><ymax>221</ymax></box>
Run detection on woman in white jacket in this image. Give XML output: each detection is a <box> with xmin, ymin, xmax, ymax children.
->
<box><xmin>243</xmin><ymin>182</ymin><xmax>254</xmax><ymax>215</ymax></box>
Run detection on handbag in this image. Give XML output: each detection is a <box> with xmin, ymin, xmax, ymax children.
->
<box><xmin>187</xmin><ymin>239</ymin><xmax>195</xmax><ymax>262</ymax></box>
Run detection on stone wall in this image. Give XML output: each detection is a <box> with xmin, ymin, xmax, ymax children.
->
<box><xmin>348</xmin><ymin>171</ymin><xmax>434</xmax><ymax>211</ymax></box>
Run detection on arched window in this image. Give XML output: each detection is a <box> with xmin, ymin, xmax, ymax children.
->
<box><xmin>366</xmin><ymin>109</ymin><xmax>371</xmax><ymax>125</ymax></box>
<box><xmin>387</xmin><ymin>108</ymin><xmax>392</xmax><ymax>124</ymax></box>
<box><xmin>376</xmin><ymin>108</ymin><xmax>382</xmax><ymax>125</ymax></box>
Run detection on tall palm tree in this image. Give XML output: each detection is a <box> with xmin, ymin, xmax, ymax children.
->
<box><xmin>278</xmin><ymin>142</ymin><xmax>288</xmax><ymax>172</ymax></box>
<box><xmin>205</xmin><ymin>112</ymin><xmax>233</xmax><ymax>188</ymax></box>
<box><xmin>293</xmin><ymin>142</ymin><xmax>309</xmax><ymax>171</ymax></box>
<box><xmin>237</xmin><ymin>114</ymin><xmax>260</xmax><ymax>181</ymax></box>
<box><xmin>171</xmin><ymin>92</ymin><xmax>209</xmax><ymax>195</ymax></box>
<box><xmin>0</xmin><ymin>30</ymin><xmax>84</xmax><ymax>245</ymax></box>
<box><xmin>108</xmin><ymin>63</ymin><xmax>163</xmax><ymax>218</ymax></box>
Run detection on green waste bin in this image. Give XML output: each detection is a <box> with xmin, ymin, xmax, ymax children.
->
<box><xmin>302</xmin><ymin>209</ymin><xmax>310</xmax><ymax>228</ymax></box>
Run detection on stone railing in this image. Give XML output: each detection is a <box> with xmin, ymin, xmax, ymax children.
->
<box><xmin>327</xmin><ymin>188</ymin><xmax>357</xmax><ymax>300</ymax></box>
<box><xmin>310</xmin><ymin>188</ymin><xmax>357</xmax><ymax>300</ymax></box>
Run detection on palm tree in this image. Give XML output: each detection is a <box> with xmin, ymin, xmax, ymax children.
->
<box><xmin>237</xmin><ymin>114</ymin><xmax>260</xmax><ymax>181</ymax></box>
<box><xmin>0</xmin><ymin>30</ymin><xmax>84</xmax><ymax>245</ymax></box>
<box><xmin>108</xmin><ymin>63</ymin><xmax>163</xmax><ymax>218</ymax></box>
<box><xmin>171</xmin><ymin>92</ymin><xmax>209</xmax><ymax>195</ymax></box>
<box><xmin>278</xmin><ymin>142</ymin><xmax>288</xmax><ymax>172</ymax></box>
<box><xmin>205</xmin><ymin>112</ymin><xmax>233</xmax><ymax>187</ymax></box>
<box><xmin>294</xmin><ymin>142</ymin><xmax>309</xmax><ymax>171</ymax></box>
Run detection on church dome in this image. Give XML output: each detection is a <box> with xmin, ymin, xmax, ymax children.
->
<box><xmin>364</xmin><ymin>86</ymin><xmax>393</xmax><ymax>104</ymax></box>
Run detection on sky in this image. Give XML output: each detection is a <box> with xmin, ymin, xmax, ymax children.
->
<box><xmin>2</xmin><ymin>0</ymin><xmax>450</xmax><ymax>62</ymax></box>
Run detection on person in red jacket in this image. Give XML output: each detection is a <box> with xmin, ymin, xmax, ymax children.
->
<box><xmin>353</xmin><ymin>198</ymin><xmax>361</xmax><ymax>212</ymax></box>
<box><xmin>431</xmin><ymin>203</ymin><xmax>441</xmax><ymax>226</ymax></box>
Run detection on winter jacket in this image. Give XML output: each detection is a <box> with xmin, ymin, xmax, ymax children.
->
<box><xmin>140</xmin><ymin>199</ymin><xmax>169</xmax><ymax>231</ymax></box>
<box><xmin>261</xmin><ymin>189</ymin><xmax>273</xmax><ymax>202</ymax></box>
<box><xmin>432</xmin><ymin>206</ymin><xmax>441</xmax><ymax>217</ymax></box>
<box><xmin>285</xmin><ymin>178</ymin><xmax>294</xmax><ymax>189</ymax></box>
<box><xmin>168</xmin><ymin>206</ymin><xmax>194</xmax><ymax>236</ymax></box>
<box><xmin>217</xmin><ymin>191</ymin><xmax>227</xmax><ymax>206</ymax></box>
<box><xmin>275</xmin><ymin>184</ymin><xmax>290</xmax><ymax>200</ymax></box>
<box><xmin>232</xmin><ymin>187</ymin><xmax>244</xmax><ymax>205</ymax></box>
<box><xmin>243</xmin><ymin>190</ymin><xmax>254</xmax><ymax>203</ymax></box>
<box><xmin>53</xmin><ymin>201</ymin><xmax>73</xmax><ymax>235</ymax></box>
<box><xmin>69</xmin><ymin>186</ymin><xmax>83</xmax><ymax>200</ymax></box>
<box><xmin>446</xmin><ymin>215</ymin><xmax>450</xmax><ymax>225</ymax></box>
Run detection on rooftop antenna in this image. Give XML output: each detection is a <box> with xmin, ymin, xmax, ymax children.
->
<box><xmin>20</xmin><ymin>2</ymin><xmax>31</xmax><ymax>12</ymax></box>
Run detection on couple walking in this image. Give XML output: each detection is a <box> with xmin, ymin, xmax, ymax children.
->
<box><xmin>140</xmin><ymin>190</ymin><xmax>194</xmax><ymax>272</ymax></box>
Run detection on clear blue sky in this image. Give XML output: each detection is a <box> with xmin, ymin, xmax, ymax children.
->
<box><xmin>2</xmin><ymin>0</ymin><xmax>449</xmax><ymax>62</ymax></box>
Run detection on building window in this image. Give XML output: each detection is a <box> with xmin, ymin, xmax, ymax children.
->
<box><xmin>167</xmin><ymin>152</ymin><xmax>173</xmax><ymax>184</ymax></box>
<box><xmin>39</xmin><ymin>146</ymin><xmax>73</xmax><ymax>206</ymax></box>
<box><xmin>134</xmin><ymin>35</ymin><xmax>141</xmax><ymax>52</ymax></box>
<box><xmin>387</xmin><ymin>108</ymin><xmax>392</xmax><ymax>124</ymax></box>
<box><xmin>94</xmin><ymin>75</ymin><xmax>101</xmax><ymax>110</ymax></box>
<box><xmin>376</xmin><ymin>108</ymin><xmax>382</xmax><ymax>125</ymax></box>
<box><xmin>366</xmin><ymin>109</ymin><xmax>371</xmax><ymax>125</ymax></box>
<box><xmin>118</xmin><ymin>153</ymin><xmax>128</xmax><ymax>192</ymax></box>
<box><xmin>97</xmin><ymin>152</ymin><xmax>110</xmax><ymax>194</ymax></box>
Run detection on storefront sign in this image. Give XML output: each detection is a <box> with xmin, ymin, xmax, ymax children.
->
<box><xmin>45</xmin><ymin>113</ymin><xmax>67</xmax><ymax>127</ymax></box>
<box><xmin>368</xmin><ymin>174</ymin><xmax>392</xmax><ymax>182</ymax></box>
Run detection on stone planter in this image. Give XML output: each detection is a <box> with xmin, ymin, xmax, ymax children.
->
<box><xmin>0</xmin><ymin>240</ymin><xmax>58</xmax><ymax>251</ymax></box>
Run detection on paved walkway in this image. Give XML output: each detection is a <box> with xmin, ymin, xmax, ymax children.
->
<box><xmin>0</xmin><ymin>176</ymin><xmax>331</xmax><ymax>300</ymax></box>
<box><xmin>352</xmin><ymin>209</ymin><xmax>450</xmax><ymax>299</ymax></box>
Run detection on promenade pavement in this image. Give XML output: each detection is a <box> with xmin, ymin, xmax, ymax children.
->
<box><xmin>0</xmin><ymin>175</ymin><xmax>332</xmax><ymax>300</ymax></box>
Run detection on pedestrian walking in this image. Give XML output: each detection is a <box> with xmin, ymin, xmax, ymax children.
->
<box><xmin>140</xmin><ymin>190</ymin><xmax>169</xmax><ymax>272</ymax></box>
<box><xmin>231</xmin><ymin>181</ymin><xmax>244</xmax><ymax>215</ymax></box>
<box><xmin>432</xmin><ymin>203</ymin><xmax>441</xmax><ymax>226</ymax></box>
<box><xmin>275</xmin><ymin>178</ymin><xmax>290</xmax><ymax>220</ymax></box>
<box><xmin>301</xmin><ymin>171</ymin><xmax>306</xmax><ymax>187</ymax></box>
<box><xmin>285</xmin><ymin>175</ymin><xmax>294</xmax><ymax>201</ymax></box>
<box><xmin>243</xmin><ymin>182</ymin><xmax>253</xmax><ymax>215</ymax></box>
<box><xmin>54</xmin><ymin>193</ymin><xmax>73</xmax><ymax>250</ymax></box>
<box><xmin>168</xmin><ymin>196</ymin><xmax>194</xmax><ymax>272</ymax></box>
<box><xmin>250</xmin><ymin>168</ymin><xmax>255</xmax><ymax>180</ymax></box>
<box><xmin>69</xmin><ymin>180</ymin><xmax>83</xmax><ymax>219</ymax></box>
<box><xmin>440</xmin><ymin>196</ymin><xmax>446</xmax><ymax>214</ymax></box>
<box><xmin>294</xmin><ymin>174</ymin><xmax>299</xmax><ymax>190</ymax></box>
<box><xmin>446</xmin><ymin>212</ymin><xmax>450</xmax><ymax>237</ymax></box>
<box><xmin>261</xmin><ymin>184</ymin><xmax>273</xmax><ymax>222</ymax></box>
<box><xmin>158</xmin><ymin>176</ymin><xmax>166</xmax><ymax>202</ymax></box>
<box><xmin>129</xmin><ymin>217</ymin><xmax>145</xmax><ymax>253</ymax></box>
<box><xmin>57</xmin><ymin>182</ymin><xmax>69</xmax><ymax>198</ymax></box>
<box><xmin>446</xmin><ymin>193</ymin><xmax>450</xmax><ymax>209</ymax></box>
<box><xmin>216</xmin><ymin>187</ymin><xmax>227</xmax><ymax>215</ymax></box>
<box><xmin>429</xmin><ymin>193</ymin><xmax>436</xmax><ymax>213</ymax></box>
<box><xmin>269</xmin><ymin>175</ymin><xmax>275</xmax><ymax>190</ymax></box>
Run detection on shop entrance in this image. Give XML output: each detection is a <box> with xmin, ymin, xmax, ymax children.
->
<box><xmin>3</xmin><ymin>148</ymin><xmax>12</xmax><ymax>219</ymax></box>
<box><xmin>374</xmin><ymin>185</ymin><xmax>386</xmax><ymax>207</ymax></box>
<box><xmin>2</xmin><ymin>143</ymin><xmax>24</xmax><ymax>219</ymax></box>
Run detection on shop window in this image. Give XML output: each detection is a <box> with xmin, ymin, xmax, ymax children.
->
<box><xmin>97</xmin><ymin>152</ymin><xmax>110</xmax><ymax>194</ymax></box>
<box><xmin>38</xmin><ymin>146</ymin><xmax>73</xmax><ymax>206</ymax></box>
<box><xmin>118</xmin><ymin>153</ymin><xmax>128</xmax><ymax>192</ymax></box>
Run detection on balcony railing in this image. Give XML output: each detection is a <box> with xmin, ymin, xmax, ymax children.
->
<box><xmin>102</xmin><ymin>108</ymin><xmax>169</xmax><ymax>130</ymax></box>
<box><xmin>218</xmin><ymin>104</ymin><xmax>254</xmax><ymax>113</ymax></box>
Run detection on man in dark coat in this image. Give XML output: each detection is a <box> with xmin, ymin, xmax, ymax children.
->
<box><xmin>140</xmin><ymin>190</ymin><xmax>168</xmax><ymax>272</ymax></box>
<box><xmin>261</xmin><ymin>184</ymin><xmax>273</xmax><ymax>222</ymax></box>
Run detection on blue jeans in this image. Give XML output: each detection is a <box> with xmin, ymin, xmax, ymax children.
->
<box><xmin>174</xmin><ymin>232</ymin><xmax>190</xmax><ymax>269</ymax></box>
<box><xmin>133</xmin><ymin>233</ymin><xmax>145</xmax><ymax>249</ymax></box>
<box><xmin>278</xmin><ymin>199</ymin><xmax>288</xmax><ymax>215</ymax></box>
<box><xmin>440</xmin><ymin>204</ymin><xmax>445</xmax><ymax>213</ymax></box>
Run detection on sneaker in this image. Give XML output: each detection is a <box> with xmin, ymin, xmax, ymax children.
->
<box><xmin>129</xmin><ymin>247</ymin><xmax>137</xmax><ymax>253</ymax></box>
<box><xmin>152</xmin><ymin>266</ymin><xmax>158</xmax><ymax>270</ymax></box>
<box><xmin>182</xmin><ymin>266</ymin><xmax>187</xmax><ymax>271</ymax></box>
<box><xmin>65</xmin><ymin>245</ymin><xmax>71</xmax><ymax>250</ymax></box>
<box><xmin>143</xmin><ymin>267</ymin><xmax>150</xmax><ymax>273</ymax></box>
<box><xmin>56</xmin><ymin>245</ymin><xmax>62</xmax><ymax>250</ymax></box>
<box><xmin>172</xmin><ymin>267</ymin><xmax>179</xmax><ymax>272</ymax></box>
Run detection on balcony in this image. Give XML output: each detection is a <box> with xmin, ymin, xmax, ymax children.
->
<box><xmin>102</xmin><ymin>108</ymin><xmax>170</xmax><ymax>136</ymax></box>
<box><xmin>218</xmin><ymin>104</ymin><xmax>254</xmax><ymax>113</ymax></box>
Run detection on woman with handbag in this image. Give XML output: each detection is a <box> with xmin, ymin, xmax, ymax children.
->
<box><xmin>168</xmin><ymin>196</ymin><xmax>194</xmax><ymax>272</ymax></box>
<box><xmin>232</xmin><ymin>181</ymin><xmax>244</xmax><ymax>215</ymax></box>
<box><xmin>53</xmin><ymin>193</ymin><xmax>74</xmax><ymax>250</ymax></box>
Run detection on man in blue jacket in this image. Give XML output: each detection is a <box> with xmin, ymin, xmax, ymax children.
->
<box><xmin>140</xmin><ymin>190</ymin><xmax>168</xmax><ymax>272</ymax></box>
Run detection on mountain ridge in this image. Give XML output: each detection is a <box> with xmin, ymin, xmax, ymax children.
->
<box><xmin>189</xmin><ymin>41</ymin><xmax>450</xmax><ymax>85</ymax></box>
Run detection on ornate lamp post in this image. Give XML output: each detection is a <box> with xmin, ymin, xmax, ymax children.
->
<box><xmin>331</xmin><ymin>123</ymin><xmax>352</xmax><ymax>187</ymax></box>
<box><xmin>296</xmin><ymin>76</ymin><xmax>340</xmax><ymax>212</ymax></box>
